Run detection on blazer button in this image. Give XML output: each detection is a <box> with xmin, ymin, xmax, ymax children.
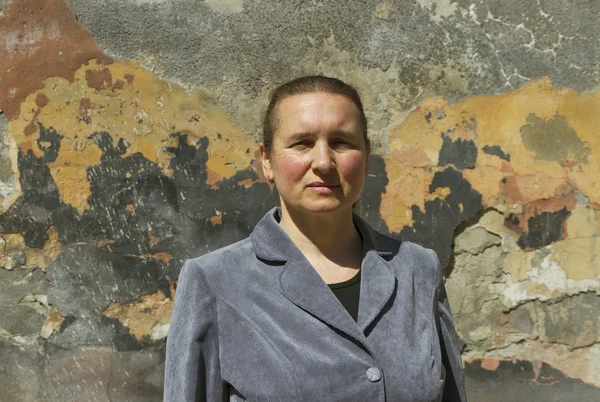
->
<box><xmin>366</xmin><ymin>367</ymin><xmax>382</xmax><ymax>382</ymax></box>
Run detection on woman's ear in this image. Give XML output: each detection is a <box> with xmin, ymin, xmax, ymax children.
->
<box><xmin>258</xmin><ymin>142</ymin><xmax>274</xmax><ymax>182</ymax></box>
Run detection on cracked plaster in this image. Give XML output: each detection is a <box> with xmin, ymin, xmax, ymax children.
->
<box><xmin>0</xmin><ymin>113</ymin><xmax>17</xmax><ymax>206</ymax></box>
<box><xmin>447</xmin><ymin>207</ymin><xmax>600</xmax><ymax>387</ymax></box>
<box><xmin>65</xmin><ymin>0</ymin><xmax>599</xmax><ymax>142</ymax></box>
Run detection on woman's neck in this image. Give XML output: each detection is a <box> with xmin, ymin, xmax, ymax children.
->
<box><xmin>278</xmin><ymin>203</ymin><xmax>362</xmax><ymax>261</ymax></box>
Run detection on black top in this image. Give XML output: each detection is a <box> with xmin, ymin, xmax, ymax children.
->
<box><xmin>327</xmin><ymin>270</ymin><xmax>361</xmax><ymax>322</ymax></box>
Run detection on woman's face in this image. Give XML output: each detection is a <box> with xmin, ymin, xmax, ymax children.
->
<box><xmin>261</xmin><ymin>92</ymin><xmax>369</xmax><ymax>215</ymax></box>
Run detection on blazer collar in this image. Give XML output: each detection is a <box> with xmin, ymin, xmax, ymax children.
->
<box><xmin>251</xmin><ymin>207</ymin><xmax>398</xmax><ymax>338</ymax></box>
<box><xmin>250</xmin><ymin>207</ymin><xmax>395</xmax><ymax>262</ymax></box>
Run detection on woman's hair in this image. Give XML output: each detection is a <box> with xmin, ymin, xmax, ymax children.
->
<box><xmin>262</xmin><ymin>76</ymin><xmax>370</xmax><ymax>153</ymax></box>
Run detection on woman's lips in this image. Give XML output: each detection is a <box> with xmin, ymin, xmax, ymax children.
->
<box><xmin>307</xmin><ymin>183</ymin><xmax>339</xmax><ymax>194</ymax></box>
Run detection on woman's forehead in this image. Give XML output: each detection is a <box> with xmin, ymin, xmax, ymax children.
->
<box><xmin>276</xmin><ymin>92</ymin><xmax>361</xmax><ymax>132</ymax></box>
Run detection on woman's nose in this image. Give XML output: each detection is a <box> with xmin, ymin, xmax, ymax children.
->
<box><xmin>311</xmin><ymin>143</ymin><xmax>335</xmax><ymax>172</ymax></box>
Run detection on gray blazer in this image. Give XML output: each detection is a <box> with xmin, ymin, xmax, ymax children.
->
<box><xmin>164</xmin><ymin>208</ymin><xmax>466</xmax><ymax>401</ymax></box>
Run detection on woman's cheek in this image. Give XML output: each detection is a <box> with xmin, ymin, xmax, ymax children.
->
<box><xmin>338</xmin><ymin>152</ymin><xmax>367</xmax><ymax>178</ymax></box>
<box><xmin>273</xmin><ymin>153</ymin><xmax>309</xmax><ymax>183</ymax></box>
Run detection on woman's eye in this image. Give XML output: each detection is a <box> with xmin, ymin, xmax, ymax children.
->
<box><xmin>332</xmin><ymin>139</ymin><xmax>351</xmax><ymax>147</ymax></box>
<box><xmin>292</xmin><ymin>140</ymin><xmax>311</xmax><ymax>148</ymax></box>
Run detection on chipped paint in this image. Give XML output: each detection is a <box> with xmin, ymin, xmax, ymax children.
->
<box><xmin>41</xmin><ymin>308</ymin><xmax>65</xmax><ymax>339</ymax></box>
<box><xmin>0</xmin><ymin>226</ymin><xmax>62</xmax><ymax>270</ymax></box>
<box><xmin>103</xmin><ymin>290</ymin><xmax>173</xmax><ymax>340</ymax></box>
<box><xmin>0</xmin><ymin>0</ymin><xmax>108</xmax><ymax>120</ymax></box>
<box><xmin>7</xmin><ymin>59</ymin><xmax>255</xmax><ymax>214</ymax></box>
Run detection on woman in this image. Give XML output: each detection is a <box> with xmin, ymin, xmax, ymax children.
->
<box><xmin>164</xmin><ymin>76</ymin><xmax>466</xmax><ymax>401</ymax></box>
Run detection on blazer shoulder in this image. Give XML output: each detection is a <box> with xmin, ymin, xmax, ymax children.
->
<box><xmin>363</xmin><ymin>223</ymin><xmax>437</xmax><ymax>269</ymax></box>
<box><xmin>399</xmin><ymin>240</ymin><xmax>438</xmax><ymax>260</ymax></box>
<box><xmin>187</xmin><ymin>237</ymin><xmax>254</xmax><ymax>276</ymax></box>
<box><xmin>389</xmin><ymin>239</ymin><xmax>442</xmax><ymax>280</ymax></box>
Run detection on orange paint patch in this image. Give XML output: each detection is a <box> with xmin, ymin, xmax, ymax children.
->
<box><xmin>501</xmin><ymin>174</ymin><xmax>571</xmax><ymax>206</ymax></box>
<box><xmin>500</xmin><ymin>161</ymin><xmax>515</xmax><ymax>174</ymax></box>
<box><xmin>49</xmin><ymin>165</ymin><xmax>91</xmax><ymax>213</ymax></box>
<box><xmin>505</xmin><ymin>193</ymin><xmax>578</xmax><ymax>233</ymax></box>
<box><xmin>103</xmin><ymin>290</ymin><xmax>173</xmax><ymax>340</ymax></box>
<box><xmin>480</xmin><ymin>358</ymin><xmax>501</xmax><ymax>371</ymax></box>
<box><xmin>41</xmin><ymin>308</ymin><xmax>65</xmax><ymax>339</ymax></box>
<box><xmin>147</xmin><ymin>231</ymin><xmax>160</xmax><ymax>246</ymax></box>
<box><xmin>24</xmin><ymin>226</ymin><xmax>63</xmax><ymax>271</ymax></box>
<box><xmin>135</xmin><ymin>252</ymin><xmax>173</xmax><ymax>263</ymax></box>
<box><xmin>380</xmin><ymin>161</ymin><xmax>432</xmax><ymax>232</ymax></box>
<box><xmin>165</xmin><ymin>274</ymin><xmax>177</xmax><ymax>299</ymax></box>
<box><xmin>462</xmin><ymin>166</ymin><xmax>505</xmax><ymax>207</ymax></box>
<box><xmin>17</xmin><ymin>139</ymin><xmax>39</xmax><ymax>156</ymax></box>
<box><xmin>97</xmin><ymin>239</ymin><xmax>116</xmax><ymax>247</ymax></box>
<box><xmin>206</xmin><ymin>168</ymin><xmax>222</xmax><ymax>186</ymax></box>
<box><xmin>393</xmin><ymin>146</ymin><xmax>433</xmax><ymax>168</ymax></box>
<box><xmin>237</xmin><ymin>178</ymin><xmax>257</xmax><ymax>188</ymax></box>
<box><xmin>208</xmin><ymin>215</ymin><xmax>223</xmax><ymax>225</ymax></box>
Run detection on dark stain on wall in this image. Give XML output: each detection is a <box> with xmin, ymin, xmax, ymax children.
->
<box><xmin>541</xmin><ymin>292</ymin><xmax>600</xmax><ymax>349</ymax></box>
<box><xmin>465</xmin><ymin>359</ymin><xmax>600</xmax><ymax>400</ymax></box>
<box><xmin>438</xmin><ymin>133</ymin><xmax>478</xmax><ymax>170</ymax></box>
<box><xmin>0</xmin><ymin>127</ymin><xmax>80</xmax><ymax>248</ymax></box>
<box><xmin>91</xmin><ymin>131</ymin><xmax>129</xmax><ymax>159</ymax></box>
<box><xmin>358</xmin><ymin>154</ymin><xmax>389</xmax><ymax>234</ymax></box>
<box><xmin>37</xmin><ymin>124</ymin><xmax>63</xmax><ymax>163</ymax></box>
<box><xmin>515</xmin><ymin>207</ymin><xmax>571</xmax><ymax>250</ymax></box>
<box><xmin>483</xmin><ymin>145</ymin><xmax>511</xmax><ymax>161</ymax></box>
<box><xmin>1</xmin><ymin>126</ymin><xmax>283</xmax><ymax>348</ymax></box>
<box><xmin>398</xmin><ymin>167</ymin><xmax>483</xmax><ymax>269</ymax></box>
<box><xmin>521</xmin><ymin>114</ymin><xmax>591</xmax><ymax>167</ymax></box>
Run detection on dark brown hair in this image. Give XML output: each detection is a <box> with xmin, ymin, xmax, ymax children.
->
<box><xmin>262</xmin><ymin>76</ymin><xmax>369</xmax><ymax>153</ymax></box>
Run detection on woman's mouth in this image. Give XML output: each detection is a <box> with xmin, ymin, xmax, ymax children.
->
<box><xmin>307</xmin><ymin>182</ymin><xmax>339</xmax><ymax>193</ymax></box>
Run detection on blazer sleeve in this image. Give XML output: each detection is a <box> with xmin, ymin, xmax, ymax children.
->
<box><xmin>164</xmin><ymin>260</ymin><xmax>226</xmax><ymax>402</ymax></box>
<box><xmin>429</xmin><ymin>249</ymin><xmax>467</xmax><ymax>402</ymax></box>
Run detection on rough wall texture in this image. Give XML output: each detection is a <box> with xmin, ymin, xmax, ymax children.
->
<box><xmin>0</xmin><ymin>0</ymin><xmax>598</xmax><ymax>400</ymax></box>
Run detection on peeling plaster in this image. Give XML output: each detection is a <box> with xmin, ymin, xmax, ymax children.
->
<box><xmin>416</xmin><ymin>0</ymin><xmax>458</xmax><ymax>22</ymax></box>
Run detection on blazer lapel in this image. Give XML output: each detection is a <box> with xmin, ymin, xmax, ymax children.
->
<box><xmin>251</xmin><ymin>208</ymin><xmax>399</xmax><ymax>343</ymax></box>
<box><xmin>356</xmin><ymin>251</ymin><xmax>397</xmax><ymax>333</ymax></box>
<box><xmin>278</xmin><ymin>249</ymin><xmax>366</xmax><ymax>344</ymax></box>
<box><xmin>353</xmin><ymin>214</ymin><xmax>398</xmax><ymax>333</ymax></box>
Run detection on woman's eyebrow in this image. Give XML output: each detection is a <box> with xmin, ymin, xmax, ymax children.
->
<box><xmin>286</xmin><ymin>132</ymin><xmax>313</xmax><ymax>142</ymax></box>
<box><xmin>285</xmin><ymin>130</ymin><xmax>356</xmax><ymax>142</ymax></box>
<box><xmin>331</xmin><ymin>130</ymin><xmax>356</xmax><ymax>138</ymax></box>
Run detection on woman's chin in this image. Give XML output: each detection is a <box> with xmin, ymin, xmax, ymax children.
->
<box><xmin>284</xmin><ymin>199</ymin><xmax>354</xmax><ymax>215</ymax></box>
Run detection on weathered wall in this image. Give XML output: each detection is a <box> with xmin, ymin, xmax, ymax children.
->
<box><xmin>0</xmin><ymin>0</ymin><xmax>598</xmax><ymax>400</ymax></box>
